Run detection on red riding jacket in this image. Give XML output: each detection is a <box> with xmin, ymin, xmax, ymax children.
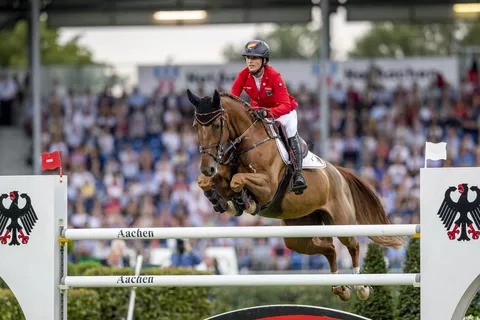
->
<box><xmin>231</xmin><ymin>65</ymin><xmax>298</xmax><ymax>118</ymax></box>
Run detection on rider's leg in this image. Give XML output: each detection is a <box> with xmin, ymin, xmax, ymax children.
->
<box><xmin>276</xmin><ymin>110</ymin><xmax>307</xmax><ymax>194</ymax></box>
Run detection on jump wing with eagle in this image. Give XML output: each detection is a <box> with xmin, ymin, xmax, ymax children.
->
<box><xmin>17</xmin><ymin>194</ymin><xmax>39</xmax><ymax>236</ymax></box>
<box><xmin>0</xmin><ymin>193</ymin><xmax>38</xmax><ymax>245</ymax></box>
<box><xmin>468</xmin><ymin>186</ymin><xmax>480</xmax><ymax>232</ymax></box>
<box><xmin>0</xmin><ymin>194</ymin><xmax>9</xmax><ymax>239</ymax></box>
<box><xmin>437</xmin><ymin>185</ymin><xmax>480</xmax><ymax>240</ymax></box>
<box><xmin>437</xmin><ymin>186</ymin><xmax>459</xmax><ymax>232</ymax></box>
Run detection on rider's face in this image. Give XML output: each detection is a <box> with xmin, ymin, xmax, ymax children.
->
<box><xmin>245</xmin><ymin>56</ymin><xmax>262</xmax><ymax>73</ymax></box>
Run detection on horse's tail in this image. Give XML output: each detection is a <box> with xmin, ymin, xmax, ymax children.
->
<box><xmin>335</xmin><ymin>165</ymin><xmax>407</xmax><ymax>249</ymax></box>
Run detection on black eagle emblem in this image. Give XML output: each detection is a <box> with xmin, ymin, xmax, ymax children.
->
<box><xmin>0</xmin><ymin>191</ymin><xmax>38</xmax><ymax>246</ymax></box>
<box><xmin>437</xmin><ymin>183</ymin><xmax>480</xmax><ymax>241</ymax></box>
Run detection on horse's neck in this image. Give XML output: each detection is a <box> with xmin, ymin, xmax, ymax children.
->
<box><xmin>228</xmin><ymin>109</ymin><xmax>284</xmax><ymax>169</ymax></box>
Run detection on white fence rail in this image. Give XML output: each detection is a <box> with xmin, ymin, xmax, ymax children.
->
<box><xmin>63</xmin><ymin>273</ymin><xmax>420</xmax><ymax>288</ymax></box>
<box><xmin>63</xmin><ymin>224</ymin><xmax>420</xmax><ymax>240</ymax></box>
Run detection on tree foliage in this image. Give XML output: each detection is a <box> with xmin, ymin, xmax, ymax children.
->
<box><xmin>349</xmin><ymin>22</ymin><xmax>480</xmax><ymax>58</ymax></box>
<box><xmin>222</xmin><ymin>24</ymin><xmax>321</xmax><ymax>61</ymax></box>
<box><xmin>0</xmin><ymin>20</ymin><xmax>97</xmax><ymax>67</ymax></box>
<box><xmin>466</xmin><ymin>290</ymin><xmax>480</xmax><ymax>317</ymax></box>
<box><xmin>396</xmin><ymin>237</ymin><xmax>420</xmax><ymax>320</ymax></box>
<box><xmin>223</xmin><ymin>21</ymin><xmax>480</xmax><ymax>61</ymax></box>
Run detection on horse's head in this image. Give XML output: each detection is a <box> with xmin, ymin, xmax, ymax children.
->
<box><xmin>188</xmin><ymin>89</ymin><xmax>229</xmax><ymax>177</ymax></box>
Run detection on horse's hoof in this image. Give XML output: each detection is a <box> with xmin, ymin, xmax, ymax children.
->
<box><xmin>332</xmin><ymin>285</ymin><xmax>351</xmax><ymax>302</ymax></box>
<box><xmin>234</xmin><ymin>208</ymin><xmax>243</xmax><ymax>216</ymax></box>
<box><xmin>233</xmin><ymin>191</ymin><xmax>250</xmax><ymax>213</ymax></box>
<box><xmin>213</xmin><ymin>200</ymin><xmax>228</xmax><ymax>213</ymax></box>
<box><xmin>355</xmin><ymin>285</ymin><xmax>372</xmax><ymax>301</ymax></box>
<box><xmin>226</xmin><ymin>201</ymin><xmax>237</xmax><ymax>216</ymax></box>
<box><xmin>244</xmin><ymin>199</ymin><xmax>260</xmax><ymax>216</ymax></box>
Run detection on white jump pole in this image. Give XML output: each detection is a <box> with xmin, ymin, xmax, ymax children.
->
<box><xmin>126</xmin><ymin>255</ymin><xmax>143</xmax><ymax>320</ymax></box>
<box><xmin>63</xmin><ymin>273</ymin><xmax>419</xmax><ymax>288</ymax></box>
<box><xmin>63</xmin><ymin>224</ymin><xmax>419</xmax><ymax>240</ymax></box>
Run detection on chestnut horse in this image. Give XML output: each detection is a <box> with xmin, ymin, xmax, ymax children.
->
<box><xmin>187</xmin><ymin>89</ymin><xmax>406</xmax><ymax>301</ymax></box>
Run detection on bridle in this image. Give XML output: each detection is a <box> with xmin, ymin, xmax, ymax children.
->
<box><xmin>194</xmin><ymin>103</ymin><xmax>277</xmax><ymax>166</ymax></box>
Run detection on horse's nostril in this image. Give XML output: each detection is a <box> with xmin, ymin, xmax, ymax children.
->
<box><xmin>201</xmin><ymin>166</ymin><xmax>215</xmax><ymax>177</ymax></box>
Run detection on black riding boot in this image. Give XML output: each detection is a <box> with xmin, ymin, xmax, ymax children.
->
<box><xmin>288</xmin><ymin>133</ymin><xmax>308</xmax><ymax>195</ymax></box>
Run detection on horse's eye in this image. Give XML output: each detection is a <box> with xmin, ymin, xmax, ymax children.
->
<box><xmin>213</xmin><ymin>124</ymin><xmax>220</xmax><ymax>130</ymax></box>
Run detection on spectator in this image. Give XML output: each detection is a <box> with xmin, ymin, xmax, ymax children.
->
<box><xmin>170</xmin><ymin>239</ymin><xmax>201</xmax><ymax>269</ymax></box>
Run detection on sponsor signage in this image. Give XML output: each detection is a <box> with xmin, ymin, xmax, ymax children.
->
<box><xmin>138</xmin><ymin>57</ymin><xmax>459</xmax><ymax>95</ymax></box>
<box><xmin>117</xmin><ymin>229</ymin><xmax>154</xmax><ymax>238</ymax></box>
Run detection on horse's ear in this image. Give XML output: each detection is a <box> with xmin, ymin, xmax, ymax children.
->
<box><xmin>187</xmin><ymin>89</ymin><xmax>200</xmax><ymax>108</ymax></box>
<box><xmin>213</xmin><ymin>89</ymin><xmax>221</xmax><ymax>109</ymax></box>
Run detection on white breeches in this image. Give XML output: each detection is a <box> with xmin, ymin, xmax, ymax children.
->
<box><xmin>276</xmin><ymin>109</ymin><xmax>298</xmax><ymax>138</ymax></box>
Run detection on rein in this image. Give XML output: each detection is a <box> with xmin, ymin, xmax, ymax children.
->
<box><xmin>195</xmin><ymin>103</ymin><xmax>277</xmax><ymax>165</ymax></box>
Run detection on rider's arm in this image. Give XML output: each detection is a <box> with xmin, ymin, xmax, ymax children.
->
<box><xmin>268</xmin><ymin>74</ymin><xmax>292</xmax><ymax>118</ymax></box>
<box><xmin>231</xmin><ymin>71</ymin><xmax>246</xmax><ymax>97</ymax></box>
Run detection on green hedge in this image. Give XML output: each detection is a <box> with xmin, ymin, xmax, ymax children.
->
<box><xmin>68</xmin><ymin>260</ymin><xmax>103</xmax><ymax>276</ymax></box>
<box><xmin>0</xmin><ymin>262</ymin><xmax>215</xmax><ymax>320</ymax></box>
<box><xmin>83</xmin><ymin>266</ymin><xmax>214</xmax><ymax>320</ymax></box>
<box><xmin>0</xmin><ymin>277</ymin><xmax>6</xmax><ymax>289</ymax></box>
<box><xmin>0</xmin><ymin>282</ymin><xmax>362</xmax><ymax>320</ymax></box>
<box><xmin>210</xmin><ymin>285</ymin><xmax>359</xmax><ymax>316</ymax></box>
<box><xmin>0</xmin><ymin>288</ymin><xmax>101</xmax><ymax>320</ymax></box>
<box><xmin>67</xmin><ymin>289</ymin><xmax>102</xmax><ymax>320</ymax></box>
<box><xmin>0</xmin><ymin>261</ymin><xmax>400</xmax><ymax>320</ymax></box>
<box><xmin>0</xmin><ymin>289</ymin><xmax>25</xmax><ymax>320</ymax></box>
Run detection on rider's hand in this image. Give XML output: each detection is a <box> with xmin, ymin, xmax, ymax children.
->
<box><xmin>255</xmin><ymin>109</ymin><xmax>268</xmax><ymax>119</ymax></box>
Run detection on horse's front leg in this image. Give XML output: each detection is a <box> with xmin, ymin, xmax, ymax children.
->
<box><xmin>198</xmin><ymin>162</ymin><xmax>240</xmax><ymax>215</ymax></box>
<box><xmin>230</xmin><ymin>172</ymin><xmax>272</xmax><ymax>196</ymax></box>
<box><xmin>198</xmin><ymin>173</ymin><xmax>214</xmax><ymax>191</ymax></box>
<box><xmin>230</xmin><ymin>172</ymin><xmax>272</xmax><ymax>215</ymax></box>
<box><xmin>198</xmin><ymin>173</ymin><xmax>237</xmax><ymax>215</ymax></box>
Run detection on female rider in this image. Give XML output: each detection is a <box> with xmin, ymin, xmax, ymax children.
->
<box><xmin>231</xmin><ymin>40</ymin><xmax>307</xmax><ymax>195</ymax></box>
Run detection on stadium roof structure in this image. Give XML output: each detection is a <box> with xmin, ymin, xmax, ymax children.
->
<box><xmin>0</xmin><ymin>0</ymin><xmax>477</xmax><ymax>29</ymax></box>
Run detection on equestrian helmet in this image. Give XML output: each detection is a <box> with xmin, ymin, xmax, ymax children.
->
<box><xmin>242</xmin><ymin>40</ymin><xmax>270</xmax><ymax>59</ymax></box>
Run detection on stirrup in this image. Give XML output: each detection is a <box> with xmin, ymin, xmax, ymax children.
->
<box><xmin>292</xmin><ymin>184</ymin><xmax>307</xmax><ymax>195</ymax></box>
<box><xmin>291</xmin><ymin>174</ymin><xmax>307</xmax><ymax>195</ymax></box>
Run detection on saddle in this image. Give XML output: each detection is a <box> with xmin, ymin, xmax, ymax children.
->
<box><xmin>271</xmin><ymin>121</ymin><xmax>309</xmax><ymax>160</ymax></box>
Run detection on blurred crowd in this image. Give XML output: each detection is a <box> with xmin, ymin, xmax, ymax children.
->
<box><xmin>13</xmin><ymin>68</ymin><xmax>480</xmax><ymax>274</ymax></box>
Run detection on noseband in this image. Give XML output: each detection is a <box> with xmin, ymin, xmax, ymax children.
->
<box><xmin>195</xmin><ymin>104</ymin><xmax>277</xmax><ymax>166</ymax></box>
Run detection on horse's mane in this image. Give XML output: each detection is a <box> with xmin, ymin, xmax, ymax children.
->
<box><xmin>219</xmin><ymin>92</ymin><xmax>254</xmax><ymax>112</ymax></box>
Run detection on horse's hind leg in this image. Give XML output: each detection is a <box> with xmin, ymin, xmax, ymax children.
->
<box><xmin>282</xmin><ymin>215</ymin><xmax>352</xmax><ymax>302</ymax></box>
<box><xmin>325</xmin><ymin>191</ymin><xmax>373</xmax><ymax>301</ymax></box>
<box><xmin>337</xmin><ymin>236</ymin><xmax>372</xmax><ymax>300</ymax></box>
<box><xmin>283</xmin><ymin>235</ymin><xmax>354</xmax><ymax>301</ymax></box>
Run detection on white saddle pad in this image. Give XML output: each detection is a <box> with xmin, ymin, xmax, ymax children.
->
<box><xmin>268</xmin><ymin>124</ymin><xmax>326</xmax><ymax>169</ymax></box>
